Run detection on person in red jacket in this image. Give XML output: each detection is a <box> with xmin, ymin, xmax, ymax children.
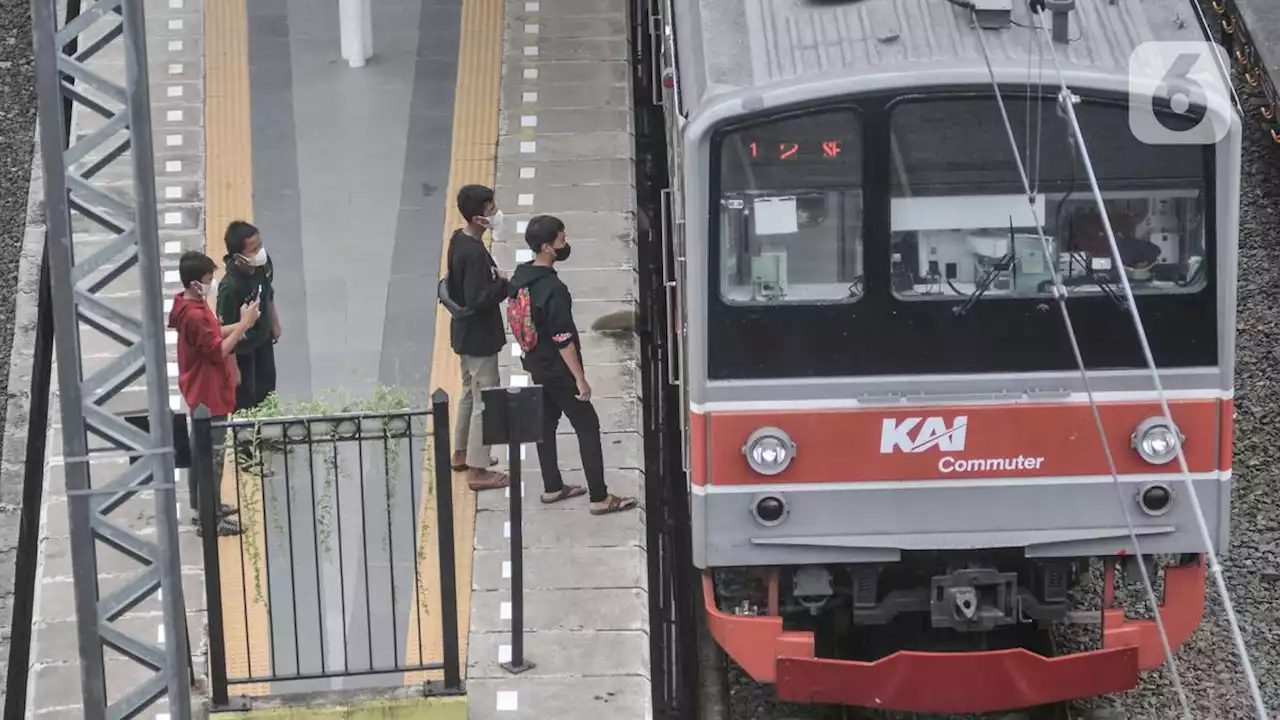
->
<box><xmin>169</xmin><ymin>251</ymin><xmax>261</xmax><ymax>536</ymax></box>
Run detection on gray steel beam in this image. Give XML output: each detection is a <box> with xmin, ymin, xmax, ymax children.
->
<box><xmin>29</xmin><ymin>0</ymin><xmax>193</xmax><ymax>717</ymax></box>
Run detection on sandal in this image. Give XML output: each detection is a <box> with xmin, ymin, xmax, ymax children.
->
<box><xmin>451</xmin><ymin>451</ymin><xmax>500</xmax><ymax>472</ymax></box>
<box><xmin>589</xmin><ymin>495</ymin><xmax>638</xmax><ymax>515</ymax></box>
<box><xmin>541</xmin><ymin>485</ymin><xmax>587</xmax><ymax>504</ymax></box>
<box><xmin>189</xmin><ymin>504</ymin><xmax>239</xmax><ymax>526</ymax></box>
<box><xmin>468</xmin><ymin>469</ymin><xmax>510</xmax><ymax>491</ymax></box>
<box><xmin>196</xmin><ymin>516</ymin><xmax>244</xmax><ymax>537</ymax></box>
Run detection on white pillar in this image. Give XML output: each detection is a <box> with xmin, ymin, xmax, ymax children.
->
<box><xmin>339</xmin><ymin>0</ymin><xmax>372</xmax><ymax>68</ymax></box>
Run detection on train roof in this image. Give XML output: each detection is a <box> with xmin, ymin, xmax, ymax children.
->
<box><xmin>677</xmin><ymin>0</ymin><xmax>1214</xmax><ymax>112</ymax></box>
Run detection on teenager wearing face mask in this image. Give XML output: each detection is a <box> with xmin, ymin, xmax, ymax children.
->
<box><xmin>216</xmin><ymin>220</ymin><xmax>282</xmax><ymax>412</ymax></box>
<box><xmin>170</xmin><ymin>251</ymin><xmax>261</xmax><ymax>536</ymax></box>
<box><xmin>507</xmin><ymin>215</ymin><xmax>637</xmax><ymax>515</ymax></box>
<box><xmin>444</xmin><ymin>185</ymin><xmax>511</xmax><ymax>491</ymax></box>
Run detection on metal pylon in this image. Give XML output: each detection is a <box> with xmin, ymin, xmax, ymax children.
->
<box><xmin>29</xmin><ymin>0</ymin><xmax>193</xmax><ymax>717</ymax></box>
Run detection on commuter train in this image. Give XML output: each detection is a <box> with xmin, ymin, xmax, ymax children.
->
<box><xmin>638</xmin><ymin>0</ymin><xmax>1241</xmax><ymax>713</ymax></box>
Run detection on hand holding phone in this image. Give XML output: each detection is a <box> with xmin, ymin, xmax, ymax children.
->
<box><xmin>241</xmin><ymin>299</ymin><xmax>262</xmax><ymax>326</ymax></box>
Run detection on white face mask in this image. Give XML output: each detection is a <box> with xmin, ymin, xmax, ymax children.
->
<box><xmin>197</xmin><ymin>281</ymin><xmax>213</xmax><ymax>297</ymax></box>
<box><xmin>242</xmin><ymin>248</ymin><xmax>268</xmax><ymax>267</ymax></box>
<box><xmin>487</xmin><ymin>210</ymin><xmax>505</xmax><ymax>235</ymax></box>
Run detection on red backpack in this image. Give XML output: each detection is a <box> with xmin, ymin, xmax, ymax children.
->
<box><xmin>507</xmin><ymin>286</ymin><xmax>538</xmax><ymax>352</ymax></box>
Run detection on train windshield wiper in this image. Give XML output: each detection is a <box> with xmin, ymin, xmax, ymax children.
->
<box><xmin>951</xmin><ymin>252</ymin><xmax>1014</xmax><ymax>317</ymax></box>
<box><xmin>953</xmin><ymin>217</ymin><xmax>1017</xmax><ymax>317</ymax></box>
<box><xmin>1059</xmin><ymin>252</ymin><xmax>1127</xmax><ymax>309</ymax></box>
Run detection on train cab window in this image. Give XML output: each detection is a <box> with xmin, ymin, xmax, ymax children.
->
<box><xmin>887</xmin><ymin>96</ymin><xmax>1209</xmax><ymax>303</ymax></box>
<box><xmin>716</xmin><ymin>109</ymin><xmax>864</xmax><ymax>304</ymax></box>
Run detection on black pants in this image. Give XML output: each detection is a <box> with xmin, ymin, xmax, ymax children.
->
<box><xmin>533</xmin><ymin>382</ymin><xmax>609</xmax><ymax>502</ymax></box>
<box><xmin>234</xmin><ymin>341</ymin><xmax>276</xmax><ymax>412</ymax></box>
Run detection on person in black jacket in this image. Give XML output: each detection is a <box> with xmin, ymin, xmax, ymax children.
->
<box><xmin>216</xmin><ymin>220</ymin><xmax>280</xmax><ymax>412</ymax></box>
<box><xmin>507</xmin><ymin>215</ymin><xmax>637</xmax><ymax>515</ymax></box>
<box><xmin>446</xmin><ymin>185</ymin><xmax>510</xmax><ymax>491</ymax></box>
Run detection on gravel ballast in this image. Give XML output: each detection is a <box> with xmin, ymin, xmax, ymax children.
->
<box><xmin>0</xmin><ymin>0</ymin><xmax>36</xmax><ymax>437</ymax></box>
<box><xmin>724</xmin><ymin>34</ymin><xmax>1280</xmax><ymax>720</ymax></box>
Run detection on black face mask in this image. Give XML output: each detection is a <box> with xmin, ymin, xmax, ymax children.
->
<box><xmin>554</xmin><ymin>244</ymin><xmax>571</xmax><ymax>262</ymax></box>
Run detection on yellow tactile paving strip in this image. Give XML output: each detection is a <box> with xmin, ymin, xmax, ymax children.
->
<box><xmin>203</xmin><ymin>0</ymin><xmax>503</xmax><ymax>696</ymax></box>
<box><xmin>405</xmin><ymin>0</ymin><xmax>504</xmax><ymax>684</ymax></box>
<box><xmin>205</xmin><ymin>0</ymin><xmax>270</xmax><ymax>698</ymax></box>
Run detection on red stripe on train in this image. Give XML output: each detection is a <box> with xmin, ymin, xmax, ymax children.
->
<box><xmin>692</xmin><ymin>400</ymin><xmax>1225</xmax><ymax>486</ymax></box>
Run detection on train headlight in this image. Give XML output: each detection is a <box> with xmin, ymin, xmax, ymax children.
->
<box><xmin>742</xmin><ymin>427</ymin><xmax>796</xmax><ymax>476</ymax></box>
<box><xmin>1131</xmin><ymin>417</ymin><xmax>1183</xmax><ymax>465</ymax></box>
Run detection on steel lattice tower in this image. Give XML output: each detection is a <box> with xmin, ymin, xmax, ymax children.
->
<box><xmin>30</xmin><ymin>0</ymin><xmax>193</xmax><ymax>716</ymax></box>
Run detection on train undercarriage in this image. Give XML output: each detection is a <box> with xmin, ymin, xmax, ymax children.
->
<box><xmin>698</xmin><ymin>552</ymin><xmax>1206</xmax><ymax>715</ymax></box>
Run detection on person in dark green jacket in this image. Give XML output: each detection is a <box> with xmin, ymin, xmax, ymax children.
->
<box><xmin>216</xmin><ymin>220</ymin><xmax>281</xmax><ymax>411</ymax></box>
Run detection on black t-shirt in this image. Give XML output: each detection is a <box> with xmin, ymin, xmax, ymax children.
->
<box><xmin>447</xmin><ymin>230</ymin><xmax>508</xmax><ymax>357</ymax></box>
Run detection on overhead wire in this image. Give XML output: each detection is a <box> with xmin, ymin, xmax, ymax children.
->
<box><xmin>1026</xmin><ymin>8</ymin><xmax>1268</xmax><ymax>716</ymax></box>
<box><xmin>967</xmin><ymin>18</ymin><xmax>1193</xmax><ymax>720</ymax></box>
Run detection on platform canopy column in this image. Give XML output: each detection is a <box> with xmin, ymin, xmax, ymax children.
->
<box><xmin>339</xmin><ymin>0</ymin><xmax>373</xmax><ymax>68</ymax></box>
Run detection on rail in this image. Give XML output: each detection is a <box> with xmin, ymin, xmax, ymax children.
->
<box><xmin>189</xmin><ymin>390</ymin><xmax>464</xmax><ymax>707</ymax></box>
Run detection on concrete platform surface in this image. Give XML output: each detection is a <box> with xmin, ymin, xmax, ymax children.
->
<box><xmin>462</xmin><ymin>0</ymin><xmax>650</xmax><ymax>714</ymax></box>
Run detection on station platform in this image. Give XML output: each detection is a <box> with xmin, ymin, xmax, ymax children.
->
<box><xmin>20</xmin><ymin>0</ymin><xmax>649</xmax><ymax>716</ymax></box>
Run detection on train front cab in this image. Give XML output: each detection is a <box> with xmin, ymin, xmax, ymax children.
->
<box><xmin>674</xmin><ymin>83</ymin><xmax>1241</xmax><ymax>715</ymax></box>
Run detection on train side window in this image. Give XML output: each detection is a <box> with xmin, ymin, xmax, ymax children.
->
<box><xmin>716</xmin><ymin>108</ymin><xmax>864</xmax><ymax>305</ymax></box>
<box><xmin>887</xmin><ymin>96</ymin><xmax>1210</xmax><ymax>302</ymax></box>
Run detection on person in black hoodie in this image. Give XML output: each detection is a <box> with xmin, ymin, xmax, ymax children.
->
<box><xmin>446</xmin><ymin>185</ymin><xmax>510</xmax><ymax>491</ymax></box>
<box><xmin>508</xmin><ymin>215</ymin><xmax>637</xmax><ymax>515</ymax></box>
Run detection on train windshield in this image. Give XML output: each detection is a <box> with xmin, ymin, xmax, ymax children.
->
<box><xmin>717</xmin><ymin>108</ymin><xmax>865</xmax><ymax>304</ymax></box>
<box><xmin>889</xmin><ymin>96</ymin><xmax>1208</xmax><ymax>303</ymax></box>
<box><xmin>707</xmin><ymin>93</ymin><xmax>1219</xmax><ymax>379</ymax></box>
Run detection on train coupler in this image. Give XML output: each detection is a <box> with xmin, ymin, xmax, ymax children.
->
<box><xmin>930</xmin><ymin>567</ymin><xmax>1019</xmax><ymax>632</ymax></box>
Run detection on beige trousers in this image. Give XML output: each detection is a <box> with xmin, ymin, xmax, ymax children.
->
<box><xmin>454</xmin><ymin>353</ymin><xmax>501</xmax><ymax>467</ymax></box>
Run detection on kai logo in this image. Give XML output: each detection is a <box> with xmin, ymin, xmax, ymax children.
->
<box><xmin>879</xmin><ymin>416</ymin><xmax>968</xmax><ymax>454</ymax></box>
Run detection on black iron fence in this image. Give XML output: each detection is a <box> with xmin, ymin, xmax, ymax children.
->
<box><xmin>190</xmin><ymin>390</ymin><xmax>463</xmax><ymax>707</ymax></box>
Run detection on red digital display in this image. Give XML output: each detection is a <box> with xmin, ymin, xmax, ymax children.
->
<box><xmin>747</xmin><ymin>140</ymin><xmax>846</xmax><ymax>162</ymax></box>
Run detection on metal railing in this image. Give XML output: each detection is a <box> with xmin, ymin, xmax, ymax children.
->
<box><xmin>190</xmin><ymin>390</ymin><xmax>463</xmax><ymax>707</ymax></box>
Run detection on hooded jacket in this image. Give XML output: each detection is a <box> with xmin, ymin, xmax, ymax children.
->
<box><xmin>447</xmin><ymin>229</ymin><xmax>508</xmax><ymax>357</ymax></box>
<box><xmin>215</xmin><ymin>254</ymin><xmax>275</xmax><ymax>353</ymax></box>
<box><xmin>168</xmin><ymin>292</ymin><xmax>237</xmax><ymax>416</ymax></box>
<box><xmin>508</xmin><ymin>262</ymin><xmax>580</xmax><ymax>384</ymax></box>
